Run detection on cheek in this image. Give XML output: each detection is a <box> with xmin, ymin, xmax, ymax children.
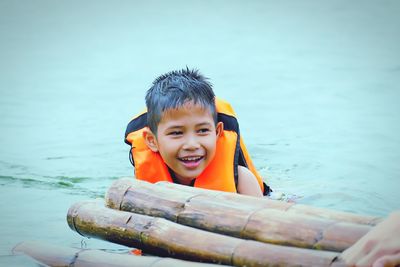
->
<box><xmin>158</xmin><ymin>140</ymin><xmax>180</xmax><ymax>157</ymax></box>
<box><xmin>205</xmin><ymin>136</ymin><xmax>218</xmax><ymax>154</ymax></box>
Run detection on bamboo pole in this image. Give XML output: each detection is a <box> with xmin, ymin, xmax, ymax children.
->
<box><xmin>13</xmin><ymin>240</ymin><xmax>76</xmax><ymax>267</ymax></box>
<box><xmin>67</xmin><ymin>201</ymin><xmax>346</xmax><ymax>267</ymax></box>
<box><xmin>107</xmin><ymin>178</ymin><xmax>381</xmax><ymax>225</ymax></box>
<box><xmin>105</xmin><ymin>178</ymin><xmax>373</xmax><ymax>252</ymax></box>
<box><xmin>13</xmin><ymin>240</ymin><xmax>228</xmax><ymax>267</ymax></box>
<box><xmin>156</xmin><ymin>179</ymin><xmax>382</xmax><ymax>225</ymax></box>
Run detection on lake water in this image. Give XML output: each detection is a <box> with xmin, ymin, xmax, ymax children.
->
<box><xmin>1</xmin><ymin>0</ymin><xmax>400</xmax><ymax>264</ymax></box>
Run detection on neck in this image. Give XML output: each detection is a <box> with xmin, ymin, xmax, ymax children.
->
<box><xmin>170</xmin><ymin>171</ymin><xmax>195</xmax><ymax>186</ymax></box>
<box><xmin>176</xmin><ymin>178</ymin><xmax>194</xmax><ymax>186</ymax></box>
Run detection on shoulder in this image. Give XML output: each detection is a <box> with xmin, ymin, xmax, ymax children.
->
<box><xmin>237</xmin><ymin>166</ymin><xmax>263</xmax><ymax>198</ymax></box>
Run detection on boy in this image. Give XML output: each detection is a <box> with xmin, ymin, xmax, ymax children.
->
<box><xmin>125</xmin><ymin>68</ymin><xmax>270</xmax><ymax>197</ymax></box>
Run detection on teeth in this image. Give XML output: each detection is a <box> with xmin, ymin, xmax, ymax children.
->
<box><xmin>181</xmin><ymin>156</ymin><xmax>201</xmax><ymax>162</ymax></box>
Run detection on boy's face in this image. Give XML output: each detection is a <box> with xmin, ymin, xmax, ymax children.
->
<box><xmin>144</xmin><ymin>102</ymin><xmax>223</xmax><ymax>185</ymax></box>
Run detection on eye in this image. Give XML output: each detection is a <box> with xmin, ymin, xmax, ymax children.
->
<box><xmin>167</xmin><ymin>131</ymin><xmax>183</xmax><ymax>136</ymax></box>
<box><xmin>198</xmin><ymin>128</ymin><xmax>211</xmax><ymax>134</ymax></box>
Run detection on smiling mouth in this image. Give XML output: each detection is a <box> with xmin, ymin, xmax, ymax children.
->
<box><xmin>178</xmin><ymin>156</ymin><xmax>204</xmax><ymax>168</ymax></box>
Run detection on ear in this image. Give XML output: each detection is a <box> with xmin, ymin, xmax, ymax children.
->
<box><xmin>143</xmin><ymin>128</ymin><xmax>159</xmax><ymax>152</ymax></box>
<box><xmin>216</xmin><ymin>122</ymin><xmax>224</xmax><ymax>137</ymax></box>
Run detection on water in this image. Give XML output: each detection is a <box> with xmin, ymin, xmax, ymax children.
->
<box><xmin>1</xmin><ymin>0</ymin><xmax>400</xmax><ymax>264</ymax></box>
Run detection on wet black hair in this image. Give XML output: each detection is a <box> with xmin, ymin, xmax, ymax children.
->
<box><xmin>145</xmin><ymin>67</ymin><xmax>217</xmax><ymax>134</ymax></box>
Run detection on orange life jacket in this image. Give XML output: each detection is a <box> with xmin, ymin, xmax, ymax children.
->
<box><xmin>125</xmin><ymin>98</ymin><xmax>270</xmax><ymax>195</ymax></box>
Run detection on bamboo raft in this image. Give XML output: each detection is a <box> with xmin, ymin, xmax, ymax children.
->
<box><xmin>16</xmin><ymin>177</ymin><xmax>383</xmax><ymax>266</ymax></box>
<box><xmin>105</xmin><ymin>178</ymin><xmax>379</xmax><ymax>252</ymax></box>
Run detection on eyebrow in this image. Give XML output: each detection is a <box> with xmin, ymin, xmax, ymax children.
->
<box><xmin>196</xmin><ymin>122</ymin><xmax>213</xmax><ymax>127</ymax></box>
<box><xmin>164</xmin><ymin>122</ymin><xmax>213</xmax><ymax>130</ymax></box>
<box><xmin>164</xmin><ymin>125</ymin><xmax>183</xmax><ymax>131</ymax></box>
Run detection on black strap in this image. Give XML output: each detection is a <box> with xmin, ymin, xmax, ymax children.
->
<box><xmin>125</xmin><ymin>113</ymin><xmax>147</xmax><ymax>145</ymax></box>
<box><xmin>129</xmin><ymin>149</ymin><xmax>134</xmax><ymax>166</ymax></box>
<box><xmin>263</xmin><ymin>182</ymin><xmax>272</xmax><ymax>196</ymax></box>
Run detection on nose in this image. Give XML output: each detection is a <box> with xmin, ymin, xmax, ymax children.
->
<box><xmin>182</xmin><ymin>134</ymin><xmax>200</xmax><ymax>150</ymax></box>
